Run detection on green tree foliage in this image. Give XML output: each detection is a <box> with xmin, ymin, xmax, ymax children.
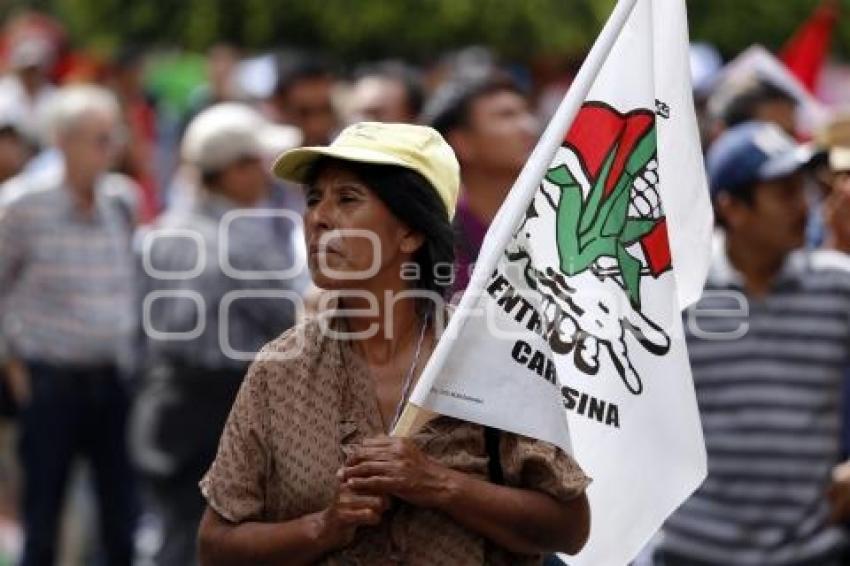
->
<box><xmin>2</xmin><ymin>0</ymin><xmax>847</xmax><ymax>63</ymax></box>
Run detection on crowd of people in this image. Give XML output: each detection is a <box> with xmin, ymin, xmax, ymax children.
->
<box><xmin>0</xmin><ymin>6</ymin><xmax>848</xmax><ymax>566</ymax></box>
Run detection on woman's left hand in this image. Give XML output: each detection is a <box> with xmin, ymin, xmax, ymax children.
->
<box><xmin>340</xmin><ymin>436</ymin><xmax>456</xmax><ymax>509</ymax></box>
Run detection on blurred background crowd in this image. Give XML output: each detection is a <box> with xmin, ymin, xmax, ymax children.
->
<box><xmin>0</xmin><ymin>0</ymin><xmax>849</xmax><ymax>565</ymax></box>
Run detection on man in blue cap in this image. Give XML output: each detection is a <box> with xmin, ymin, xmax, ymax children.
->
<box><xmin>655</xmin><ymin>121</ymin><xmax>850</xmax><ymax>565</ymax></box>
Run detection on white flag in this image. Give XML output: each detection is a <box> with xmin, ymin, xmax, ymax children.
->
<box><xmin>396</xmin><ymin>0</ymin><xmax>712</xmax><ymax>564</ymax></box>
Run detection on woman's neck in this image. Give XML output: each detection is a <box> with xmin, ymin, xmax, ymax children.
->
<box><xmin>341</xmin><ymin>286</ymin><xmax>423</xmax><ymax>366</ymax></box>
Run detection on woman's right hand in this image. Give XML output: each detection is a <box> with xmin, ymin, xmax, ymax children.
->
<box><xmin>315</xmin><ymin>472</ymin><xmax>389</xmax><ymax>550</ymax></box>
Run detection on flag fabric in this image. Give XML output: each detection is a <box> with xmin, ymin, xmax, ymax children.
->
<box><xmin>395</xmin><ymin>0</ymin><xmax>712</xmax><ymax>564</ymax></box>
<box><xmin>780</xmin><ymin>0</ymin><xmax>839</xmax><ymax>93</ymax></box>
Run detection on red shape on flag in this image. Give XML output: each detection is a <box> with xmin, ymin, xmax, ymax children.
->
<box><xmin>780</xmin><ymin>0</ymin><xmax>839</xmax><ymax>93</ymax></box>
<box><xmin>640</xmin><ymin>219</ymin><xmax>671</xmax><ymax>277</ymax></box>
<box><xmin>565</xmin><ymin>103</ymin><xmax>654</xmax><ymax>197</ymax></box>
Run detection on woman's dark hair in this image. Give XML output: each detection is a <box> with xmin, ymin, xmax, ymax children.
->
<box><xmin>305</xmin><ymin>157</ymin><xmax>455</xmax><ymax>316</ymax></box>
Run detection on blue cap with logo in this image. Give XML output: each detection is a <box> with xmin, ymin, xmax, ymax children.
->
<box><xmin>706</xmin><ymin>121</ymin><xmax>813</xmax><ymax>199</ymax></box>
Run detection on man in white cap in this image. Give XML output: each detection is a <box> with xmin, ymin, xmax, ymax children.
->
<box><xmin>132</xmin><ymin>102</ymin><xmax>304</xmax><ymax>566</ymax></box>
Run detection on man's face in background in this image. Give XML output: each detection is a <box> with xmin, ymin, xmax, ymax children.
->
<box><xmin>723</xmin><ymin>172</ymin><xmax>809</xmax><ymax>261</ymax></box>
<box><xmin>60</xmin><ymin>111</ymin><xmax>121</xmax><ymax>180</ymax></box>
<box><xmin>277</xmin><ymin>77</ymin><xmax>338</xmax><ymax>146</ymax></box>
<box><xmin>349</xmin><ymin>76</ymin><xmax>414</xmax><ymax>124</ymax></box>
<box><xmin>461</xmin><ymin>89</ymin><xmax>537</xmax><ymax>175</ymax></box>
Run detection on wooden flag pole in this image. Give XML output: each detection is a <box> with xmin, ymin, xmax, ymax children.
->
<box><xmin>392</xmin><ymin>403</ymin><xmax>437</xmax><ymax>437</ymax></box>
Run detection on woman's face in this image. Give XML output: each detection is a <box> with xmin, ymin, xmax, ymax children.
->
<box><xmin>303</xmin><ymin>162</ymin><xmax>422</xmax><ymax>290</ymax></box>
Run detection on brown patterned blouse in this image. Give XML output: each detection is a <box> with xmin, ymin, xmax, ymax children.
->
<box><xmin>200</xmin><ymin>316</ymin><xmax>590</xmax><ymax>565</ymax></box>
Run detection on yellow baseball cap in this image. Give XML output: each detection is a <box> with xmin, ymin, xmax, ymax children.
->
<box><xmin>272</xmin><ymin>122</ymin><xmax>460</xmax><ymax>219</ymax></box>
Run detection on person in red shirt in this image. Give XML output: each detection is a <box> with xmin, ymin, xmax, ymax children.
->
<box><xmin>422</xmin><ymin>71</ymin><xmax>537</xmax><ymax>294</ymax></box>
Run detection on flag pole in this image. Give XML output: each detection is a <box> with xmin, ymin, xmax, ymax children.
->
<box><xmin>393</xmin><ymin>0</ymin><xmax>641</xmax><ymax>438</ymax></box>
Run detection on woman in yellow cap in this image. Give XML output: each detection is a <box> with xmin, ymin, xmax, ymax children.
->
<box><xmin>197</xmin><ymin>122</ymin><xmax>590</xmax><ymax>565</ymax></box>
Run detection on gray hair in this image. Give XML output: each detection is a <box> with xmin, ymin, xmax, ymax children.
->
<box><xmin>46</xmin><ymin>84</ymin><xmax>121</xmax><ymax>143</ymax></box>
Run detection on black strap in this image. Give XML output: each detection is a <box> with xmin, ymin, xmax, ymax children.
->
<box><xmin>484</xmin><ymin>426</ymin><xmax>504</xmax><ymax>485</ymax></box>
<box><xmin>484</xmin><ymin>426</ymin><xmax>564</xmax><ymax>565</ymax></box>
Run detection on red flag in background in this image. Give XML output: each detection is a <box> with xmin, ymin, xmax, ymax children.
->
<box><xmin>780</xmin><ymin>0</ymin><xmax>840</xmax><ymax>93</ymax></box>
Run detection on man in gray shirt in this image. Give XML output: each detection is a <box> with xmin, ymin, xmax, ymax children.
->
<box><xmin>132</xmin><ymin>102</ymin><xmax>303</xmax><ymax>566</ymax></box>
<box><xmin>658</xmin><ymin>121</ymin><xmax>850</xmax><ymax>565</ymax></box>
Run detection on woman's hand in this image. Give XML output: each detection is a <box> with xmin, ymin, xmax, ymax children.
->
<box><xmin>340</xmin><ymin>436</ymin><xmax>456</xmax><ymax>509</ymax></box>
<box><xmin>198</xmin><ymin>485</ymin><xmax>388</xmax><ymax>566</ymax></box>
<box><xmin>316</xmin><ymin>473</ymin><xmax>390</xmax><ymax>550</ymax></box>
<box><xmin>341</xmin><ymin>435</ymin><xmax>590</xmax><ymax>555</ymax></box>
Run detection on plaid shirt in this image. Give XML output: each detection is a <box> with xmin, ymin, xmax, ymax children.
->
<box><xmin>0</xmin><ymin>176</ymin><xmax>136</xmax><ymax>366</ymax></box>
